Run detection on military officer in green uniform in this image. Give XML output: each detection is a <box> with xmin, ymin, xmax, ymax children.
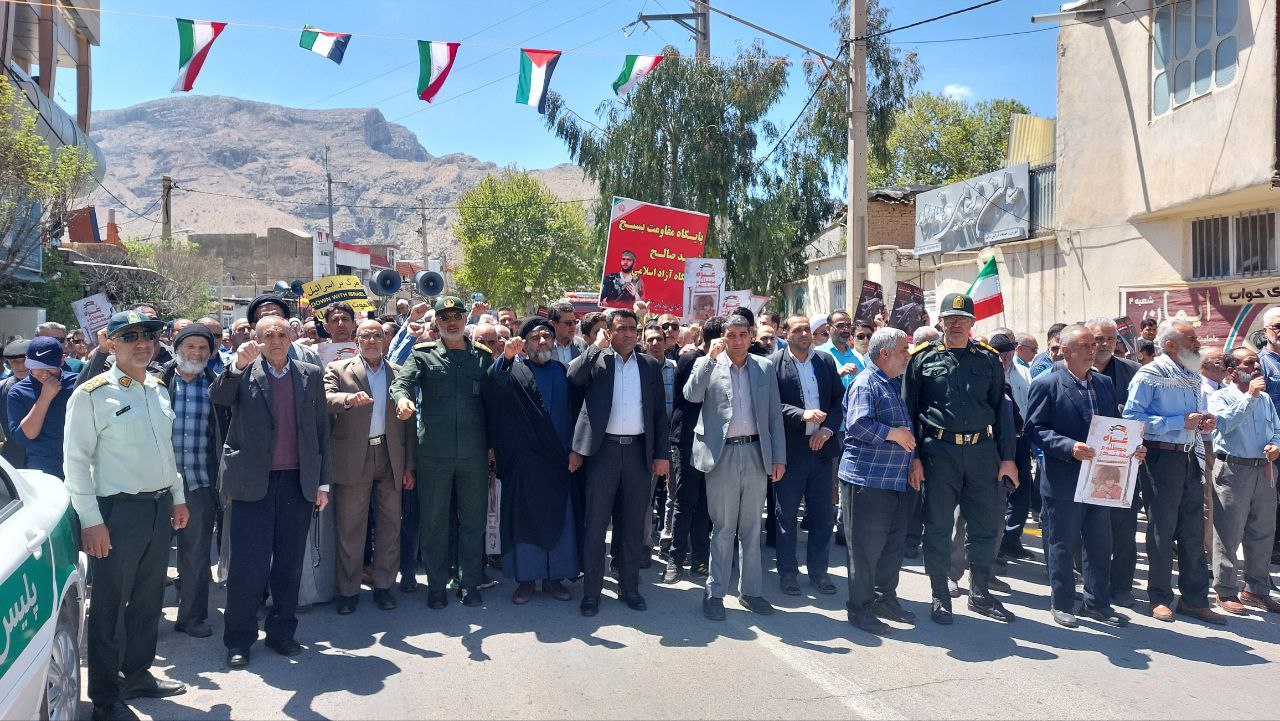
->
<box><xmin>391</xmin><ymin>295</ymin><xmax>493</xmax><ymax>609</ymax></box>
<box><xmin>64</xmin><ymin>310</ymin><xmax>191</xmax><ymax>721</ymax></box>
<box><xmin>903</xmin><ymin>292</ymin><xmax>1018</xmax><ymax>626</ymax></box>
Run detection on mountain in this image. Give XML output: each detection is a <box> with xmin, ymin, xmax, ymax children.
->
<box><xmin>88</xmin><ymin>95</ymin><xmax>594</xmax><ymax>261</ymax></box>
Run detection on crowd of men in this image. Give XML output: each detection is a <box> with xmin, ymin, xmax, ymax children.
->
<box><xmin>4</xmin><ymin>291</ymin><xmax>1280</xmax><ymax>721</ymax></box>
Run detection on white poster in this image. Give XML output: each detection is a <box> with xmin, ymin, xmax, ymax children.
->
<box><xmin>683</xmin><ymin>258</ymin><xmax>725</xmax><ymax>323</ymax></box>
<box><xmin>71</xmin><ymin>293</ymin><xmax>113</xmax><ymax>347</ymax></box>
<box><xmin>718</xmin><ymin>289</ymin><xmax>752</xmax><ymax>316</ymax></box>
<box><xmin>1074</xmin><ymin>417</ymin><xmax>1146</xmax><ymax>508</ymax></box>
<box><xmin>316</xmin><ymin>341</ymin><xmax>358</xmax><ymax>368</ymax></box>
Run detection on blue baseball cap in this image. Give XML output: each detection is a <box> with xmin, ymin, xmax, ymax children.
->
<box><xmin>25</xmin><ymin>336</ymin><xmax>64</xmax><ymax>371</ymax></box>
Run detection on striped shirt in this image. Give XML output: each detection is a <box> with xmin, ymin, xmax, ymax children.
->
<box><xmin>839</xmin><ymin>365</ymin><xmax>914</xmax><ymax>491</ymax></box>
<box><xmin>170</xmin><ymin>373</ymin><xmax>212</xmax><ymax>489</ymax></box>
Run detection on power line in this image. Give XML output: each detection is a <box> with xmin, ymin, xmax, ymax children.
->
<box><xmin>890</xmin><ymin>5</ymin><xmax>1139</xmax><ymax>45</ymax></box>
<box><xmin>172</xmin><ymin>183</ymin><xmax>596</xmax><ymax>212</ymax></box>
<box><xmin>755</xmin><ymin>46</ymin><xmax>844</xmax><ymax>167</ymax></box>
<box><xmin>857</xmin><ymin>0</ymin><xmax>1006</xmax><ymax>41</ymax></box>
<box><xmin>91</xmin><ymin>177</ymin><xmax>160</xmax><ymax>223</ymax></box>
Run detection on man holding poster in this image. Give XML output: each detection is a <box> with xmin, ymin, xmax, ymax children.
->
<box><xmin>598</xmin><ymin>196</ymin><xmax>710</xmax><ymax>316</ymax></box>
<box><xmin>1026</xmin><ymin>324</ymin><xmax>1138</xmax><ymax>629</ymax></box>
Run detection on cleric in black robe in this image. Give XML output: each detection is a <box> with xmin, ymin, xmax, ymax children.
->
<box><xmin>485</xmin><ymin>317</ymin><xmax>583</xmax><ymax>604</ymax></box>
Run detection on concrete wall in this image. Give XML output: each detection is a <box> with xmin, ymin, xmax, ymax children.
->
<box><xmin>190</xmin><ymin>227</ymin><xmax>316</xmax><ymax>287</ymax></box>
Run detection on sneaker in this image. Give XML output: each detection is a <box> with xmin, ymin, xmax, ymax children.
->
<box><xmin>662</xmin><ymin>561</ymin><xmax>685</xmax><ymax>584</ymax></box>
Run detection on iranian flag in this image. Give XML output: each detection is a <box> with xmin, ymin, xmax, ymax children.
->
<box><xmin>416</xmin><ymin>41</ymin><xmax>460</xmax><ymax>103</ymax></box>
<box><xmin>300</xmin><ymin>26</ymin><xmax>351</xmax><ymax>64</ymax></box>
<box><xmin>515</xmin><ymin>48</ymin><xmax>561</xmax><ymax>114</ymax></box>
<box><xmin>173</xmin><ymin>19</ymin><xmax>227</xmax><ymax>92</ymax></box>
<box><xmin>612</xmin><ymin>54</ymin><xmax>664</xmax><ymax>96</ymax></box>
<box><xmin>966</xmin><ymin>257</ymin><xmax>1004</xmax><ymax>320</ymax></box>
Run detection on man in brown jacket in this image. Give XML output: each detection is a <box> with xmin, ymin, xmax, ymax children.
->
<box><xmin>324</xmin><ymin>318</ymin><xmax>417</xmax><ymax>614</ymax></box>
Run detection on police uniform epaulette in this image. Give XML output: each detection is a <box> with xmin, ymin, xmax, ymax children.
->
<box><xmin>473</xmin><ymin>342</ymin><xmax>491</xmax><ymax>354</ymax></box>
<box><xmin>909</xmin><ymin>341</ymin><xmax>931</xmax><ymax>355</ymax></box>
<box><xmin>413</xmin><ymin>340</ymin><xmax>439</xmax><ymax>351</ymax></box>
<box><xmin>80</xmin><ymin>374</ymin><xmax>111</xmax><ymax>392</ymax></box>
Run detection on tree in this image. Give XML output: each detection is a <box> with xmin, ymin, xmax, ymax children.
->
<box><xmin>453</xmin><ymin>171</ymin><xmax>595</xmax><ymax>315</ymax></box>
<box><xmin>0</xmin><ymin>247</ymin><xmax>84</xmax><ymax>326</ymax></box>
<box><xmin>76</xmin><ymin>238</ymin><xmax>220</xmax><ymax>320</ymax></box>
<box><xmin>544</xmin><ymin>43</ymin><xmax>789</xmax><ymax>258</ymax></box>
<box><xmin>0</xmin><ymin>75</ymin><xmax>96</xmax><ymax>281</ymax></box>
<box><xmin>874</xmin><ymin>93</ymin><xmax>1031</xmax><ymax>186</ymax></box>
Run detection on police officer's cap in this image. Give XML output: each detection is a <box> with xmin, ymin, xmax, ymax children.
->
<box><xmin>938</xmin><ymin>293</ymin><xmax>976</xmax><ymax>319</ymax></box>
<box><xmin>106</xmin><ymin>310</ymin><xmax>164</xmax><ymax>337</ymax></box>
<box><xmin>434</xmin><ymin>296</ymin><xmax>466</xmax><ymax>313</ymax></box>
<box><xmin>3</xmin><ymin>339</ymin><xmax>29</xmax><ymax>358</ymax></box>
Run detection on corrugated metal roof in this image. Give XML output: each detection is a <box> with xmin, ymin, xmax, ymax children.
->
<box><xmin>1005</xmin><ymin>113</ymin><xmax>1056</xmax><ymax>167</ymax></box>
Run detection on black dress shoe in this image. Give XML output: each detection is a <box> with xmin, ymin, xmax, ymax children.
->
<box><xmin>374</xmin><ymin>588</ymin><xmax>397</xmax><ymax>610</ymax></box>
<box><xmin>968</xmin><ymin>596</ymin><xmax>1015</xmax><ymax>623</ymax></box>
<box><xmin>265</xmin><ymin>638</ymin><xmax>303</xmax><ymax>657</ymax></box>
<box><xmin>400</xmin><ymin>575</ymin><xmax>418</xmax><ymax>593</ymax></box>
<box><xmin>851</xmin><ymin>612</ymin><xmax>890</xmax><ymax>634</ymax></box>
<box><xmin>227</xmin><ymin>648</ymin><xmax>250</xmax><ymax>669</ymax></box>
<box><xmin>1079</xmin><ymin>606</ymin><xmax>1128</xmax><ymax>627</ymax></box>
<box><xmin>984</xmin><ymin>574</ymin><xmax>1012</xmax><ymax>594</ymax></box>
<box><xmin>930</xmin><ymin>598</ymin><xmax>954</xmax><ymax>625</ymax></box>
<box><xmin>872</xmin><ymin>597</ymin><xmax>917</xmax><ymax>624</ymax></box>
<box><xmin>738</xmin><ymin>595</ymin><xmax>775</xmax><ymax>615</ymax></box>
<box><xmin>779</xmin><ymin>576</ymin><xmax>801</xmax><ymax>596</ymax></box>
<box><xmin>336</xmin><ymin>595</ymin><xmax>357</xmax><ymax>615</ymax></box>
<box><xmin>809</xmin><ymin>576</ymin><xmax>837</xmax><ymax>595</ymax></box>
<box><xmin>92</xmin><ymin>701</ymin><xmax>139</xmax><ymax>721</ymax></box>
<box><xmin>460</xmin><ymin>587</ymin><xmax>483</xmax><ymax>607</ymax></box>
<box><xmin>121</xmin><ymin>675</ymin><xmax>186</xmax><ymax>699</ymax></box>
<box><xmin>623</xmin><ymin>592</ymin><xmax>647</xmax><ymax>611</ymax></box>
<box><xmin>703</xmin><ymin>594</ymin><xmax>726</xmax><ymax>621</ymax></box>
<box><xmin>175</xmin><ymin>620</ymin><xmax>212</xmax><ymax>638</ymax></box>
<box><xmin>427</xmin><ymin>590</ymin><xmax>448</xmax><ymax>610</ymax></box>
<box><xmin>580</xmin><ymin>596</ymin><xmax>600</xmax><ymax>617</ymax></box>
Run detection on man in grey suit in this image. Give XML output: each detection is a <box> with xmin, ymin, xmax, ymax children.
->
<box><xmin>567</xmin><ymin>308</ymin><xmax>670</xmax><ymax>617</ymax></box>
<box><xmin>684</xmin><ymin>314</ymin><xmax>786</xmax><ymax>620</ymax></box>
<box><xmin>211</xmin><ymin>315</ymin><xmax>332</xmax><ymax>670</ymax></box>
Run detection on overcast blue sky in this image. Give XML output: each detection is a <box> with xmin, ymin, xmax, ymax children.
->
<box><xmin>86</xmin><ymin>0</ymin><xmax>1061</xmax><ymax>169</ymax></box>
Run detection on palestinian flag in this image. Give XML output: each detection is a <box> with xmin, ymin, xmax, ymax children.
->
<box><xmin>173</xmin><ymin>19</ymin><xmax>227</xmax><ymax>92</ymax></box>
<box><xmin>966</xmin><ymin>257</ymin><xmax>1004</xmax><ymax>320</ymax></box>
<box><xmin>300</xmin><ymin>25</ymin><xmax>351</xmax><ymax>64</ymax></box>
<box><xmin>416</xmin><ymin>41</ymin><xmax>460</xmax><ymax>103</ymax></box>
<box><xmin>612</xmin><ymin>54</ymin><xmax>664</xmax><ymax>96</ymax></box>
<box><xmin>515</xmin><ymin>48</ymin><xmax>561</xmax><ymax>114</ymax></box>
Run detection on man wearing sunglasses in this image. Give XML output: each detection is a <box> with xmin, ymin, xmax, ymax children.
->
<box><xmin>548</xmin><ymin>301</ymin><xmax>586</xmax><ymax>365</ymax></box>
<box><xmin>818</xmin><ymin>311</ymin><xmax>863</xmax><ymax>388</ymax></box>
<box><xmin>64</xmin><ymin>310</ymin><xmax>191</xmax><ymax>719</ymax></box>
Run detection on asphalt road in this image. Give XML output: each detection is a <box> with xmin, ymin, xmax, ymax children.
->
<box><xmin>86</xmin><ymin>524</ymin><xmax>1280</xmax><ymax>720</ymax></box>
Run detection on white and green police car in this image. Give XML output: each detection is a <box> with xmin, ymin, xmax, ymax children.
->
<box><xmin>0</xmin><ymin>455</ymin><xmax>85</xmax><ymax>721</ymax></box>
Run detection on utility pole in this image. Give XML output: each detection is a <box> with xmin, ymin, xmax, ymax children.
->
<box><xmin>636</xmin><ymin>1</ymin><xmax>711</xmax><ymax>62</ymax></box>
<box><xmin>161</xmin><ymin>175</ymin><xmax>172</xmax><ymax>245</ymax></box>
<box><xmin>845</xmin><ymin>0</ymin><xmax>868</xmax><ymax>300</ymax></box>
<box><xmin>325</xmin><ymin>146</ymin><xmax>337</xmax><ymax>276</ymax></box>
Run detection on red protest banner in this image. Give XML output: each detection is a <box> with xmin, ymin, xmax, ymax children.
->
<box><xmin>598</xmin><ymin>196</ymin><xmax>710</xmax><ymax>315</ymax></box>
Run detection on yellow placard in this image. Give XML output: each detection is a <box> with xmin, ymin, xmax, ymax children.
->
<box><xmin>302</xmin><ymin>275</ymin><xmax>375</xmax><ymax>313</ymax></box>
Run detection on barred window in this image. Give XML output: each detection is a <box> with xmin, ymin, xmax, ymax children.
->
<box><xmin>1191</xmin><ymin>210</ymin><xmax>1277</xmax><ymax>279</ymax></box>
<box><xmin>830</xmin><ymin>280</ymin><xmax>846</xmax><ymax>312</ymax></box>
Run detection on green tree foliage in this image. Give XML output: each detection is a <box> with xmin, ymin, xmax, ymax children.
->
<box><xmin>72</xmin><ymin>238</ymin><xmax>220</xmax><ymax>320</ymax></box>
<box><xmin>874</xmin><ymin>93</ymin><xmax>1031</xmax><ymax>186</ymax></box>
<box><xmin>453</xmin><ymin>171</ymin><xmax>594</xmax><ymax>315</ymax></box>
<box><xmin>0</xmin><ymin>247</ymin><xmax>83</xmax><ymax>326</ymax></box>
<box><xmin>0</xmin><ymin>75</ymin><xmax>96</xmax><ymax>280</ymax></box>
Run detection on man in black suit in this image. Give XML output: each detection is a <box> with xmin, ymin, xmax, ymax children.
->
<box><xmin>567</xmin><ymin>309</ymin><xmax>671</xmax><ymax>616</ymax></box>
<box><xmin>769</xmin><ymin>315</ymin><xmax>844</xmax><ymax>595</ymax></box>
<box><xmin>211</xmin><ymin>315</ymin><xmax>332</xmax><ymax>669</ymax></box>
<box><xmin>1026</xmin><ymin>324</ymin><xmax>1136</xmax><ymax>629</ymax></box>
<box><xmin>662</xmin><ymin>317</ymin><xmax>723</xmax><ymax>583</ymax></box>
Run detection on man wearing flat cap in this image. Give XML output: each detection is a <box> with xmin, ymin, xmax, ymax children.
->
<box><xmin>391</xmin><ymin>295</ymin><xmax>494</xmax><ymax>609</ymax></box>
<box><xmin>64</xmin><ymin>310</ymin><xmax>191</xmax><ymax>720</ymax></box>
<box><xmin>902</xmin><ymin>292</ymin><xmax>1018</xmax><ymax>626</ymax></box>
<box><xmin>484</xmin><ymin>317</ymin><xmax>583</xmax><ymax>604</ymax></box>
<box><xmin>0</xmin><ymin>339</ymin><xmax>30</xmax><ymax>468</ymax></box>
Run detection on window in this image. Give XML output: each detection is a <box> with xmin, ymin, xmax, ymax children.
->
<box><xmin>829</xmin><ymin>280</ymin><xmax>846</xmax><ymax>312</ymax></box>
<box><xmin>1152</xmin><ymin>0</ymin><xmax>1239</xmax><ymax>117</ymax></box>
<box><xmin>1191</xmin><ymin>210</ymin><xmax>1277</xmax><ymax>279</ymax></box>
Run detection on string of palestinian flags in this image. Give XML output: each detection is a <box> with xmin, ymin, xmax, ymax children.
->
<box><xmin>174</xmin><ymin>18</ymin><xmax>666</xmax><ymax>112</ymax></box>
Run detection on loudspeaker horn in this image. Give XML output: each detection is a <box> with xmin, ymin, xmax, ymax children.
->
<box><xmin>369</xmin><ymin>268</ymin><xmax>403</xmax><ymax>297</ymax></box>
<box><xmin>273</xmin><ymin>280</ymin><xmax>291</xmax><ymax>295</ymax></box>
<box><xmin>412</xmin><ymin>270</ymin><xmax>445</xmax><ymax>297</ymax></box>
<box><xmin>290</xmin><ymin>279</ymin><xmax>306</xmax><ymax>297</ymax></box>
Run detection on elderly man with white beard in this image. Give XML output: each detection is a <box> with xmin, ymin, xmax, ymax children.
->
<box><xmin>1123</xmin><ymin>319</ymin><xmax>1227</xmax><ymax>625</ymax></box>
<box><xmin>160</xmin><ymin>323</ymin><xmax>230</xmax><ymax>638</ymax></box>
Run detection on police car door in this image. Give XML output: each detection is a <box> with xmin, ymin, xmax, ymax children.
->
<box><xmin>0</xmin><ymin>464</ymin><xmax>58</xmax><ymax>718</ymax></box>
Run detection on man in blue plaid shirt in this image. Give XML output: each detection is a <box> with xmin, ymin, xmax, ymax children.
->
<box><xmin>839</xmin><ymin>327</ymin><xmax>918</xmax><ymax>634</ymax></box>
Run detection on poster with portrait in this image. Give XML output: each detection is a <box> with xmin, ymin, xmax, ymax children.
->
<box><xmin>683</xmin><ymin>258</ymin><xmax>726</xmax><ymax>323</ymax></box>
<box><xmin>718</xmin><ymin>289</ymin><xmax>752</xmax><ymax>316</ymax></box>
<box><xmin>888</xmin><ymin>282</ymin><xmax>926</xmax><ymax>333</ymax></box>
<box><xmin>71</xmin><ymin>293</ymin><xmax>113</xmax><ymax>347</ymax></box>
<box><xmin>1074</xmin><ymin>417</ymin><xmax>1145</xmax><ymax>508</ymax></box>
<box><xmin>853</xmin><ymin>281</ymin><xmax>885</xmax><ymax>325</ymax></box>
<box><xmin>599</xmin><ymin>196</ymin><xmax>710</xmax><ymax>315</ymax></box>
